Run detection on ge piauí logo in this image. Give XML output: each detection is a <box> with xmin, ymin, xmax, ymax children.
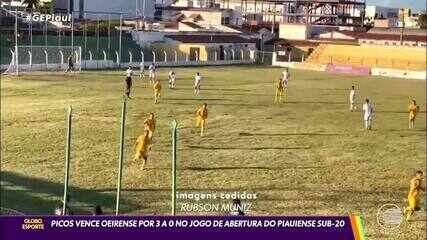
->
<box><xmin>26</xmin><ymin>14</ymin><xmax>72</xmax><ymax>23</ymax></box>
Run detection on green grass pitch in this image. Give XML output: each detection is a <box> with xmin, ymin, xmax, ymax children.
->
<box><xmin>1</xmin><ymin>66</ymin><xmax>426</xmax><ymax>239</ymax></box>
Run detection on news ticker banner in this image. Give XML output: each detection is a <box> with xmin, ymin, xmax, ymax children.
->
<box><xmin>0</xmin><ymin>215</ymin><xmax>366</xmax><ymax>240</ymax></box>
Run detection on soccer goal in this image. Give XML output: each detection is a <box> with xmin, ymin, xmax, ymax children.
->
<box><xmin>3</xmin><ymin>45</ymin><xmax>82</xmax><ymax>75</ymax></box>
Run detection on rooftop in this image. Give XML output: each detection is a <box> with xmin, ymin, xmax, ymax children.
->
<box><xmin>166</xmin><ymin>34</ymin><xmax>257</xmax><ymax>44</ymax></box>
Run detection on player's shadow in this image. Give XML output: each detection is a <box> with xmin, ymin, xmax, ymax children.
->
<box><xmin>374</xmin><ymin>110</ymin><xmax>408</xmax><ymax>114</ymax></box>
<box><xmin>186</xmin><ymin>145</ymin><xmax>310</xmax><ymax>150</ymax></box>
<box><xmin>164</xmin><ymin>98</ymin><xmax>232</xmax><ymax>101</ymax></box>
<box><xmin>181</xmin><ymin>166</ymin><xmax>324</xmax><ymax>171</ymax></box>
<box><xmin>285</xmin><ymin>101</ymin><xmax>346</xmax><ymax>105</ymax></box>
<box><xmin>219</xmin><ymin>92</ymin><xmax>270</xmax><ymax>96</ymax></box>
<box><xmin>319</xmin><ymin>88</ymin><xmax>349</xmax><ymax>91</ymax></box>
<box><xmin>211</xmin><ymin>103</ymin><xmax>270</xmax><ymax>107</ymax></box>
<box><xmin>239</xmin><ymin>132</ymin><xmax>341</xmax><ymax>137</ymax></box>
<box><xmin>165</xmin><ymin>102</ymin><xmax>269</xmax><ymax>107</ymax></box>
<box><xmin>202</xmin><ymin>88</ymin><xmax>253</xmax><ymax>92</ymax></box>
<box><xmin>387</xmin><ymin>129</ymin><xmax>427</xmax><ymax>132</ymax></box>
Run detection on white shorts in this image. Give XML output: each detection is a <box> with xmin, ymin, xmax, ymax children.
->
<box><xmin>149</xmin><ymin>71</ymin><xmax>155</xmax><ymax>78</ymax></box>
<box><xmin>282</xmin><ymin>80</ymin><xmax>288</xmax><ymax>88</ymax></box>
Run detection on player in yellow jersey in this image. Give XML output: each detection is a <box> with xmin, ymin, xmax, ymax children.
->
<box><xmin>132</xmin><ymin>130</ymin><xmax>151</xmax><ymax>170</ymax></box>
<box><xmin>153</xmin><ymin>80</ymin><xmax>162</xmax><ymax>104</ymax></box>
<box><xmin>408</xmin><ymin>99</ymin><xmax>420</xmax><ymax>129</ymax></box>
<box><xmin>274</xmin><ymin>78</ymin><xmax>284</xmax><ymax>103</ymax></box>
<box><xmin>195</xmin><ymin>103</ymin><xmax>208</xmax><ymax>136</ymax></box>
<box><xmin>404</xmin><ymin>170</ymin><xmax>425</xmax><ymax>221</ymax></box>
<box><xmin>144</xmin><ymin>112</ymin><xmax>156</xmax><ymax>145</ymax></box>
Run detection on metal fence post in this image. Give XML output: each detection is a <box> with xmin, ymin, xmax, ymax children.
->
<box><xmin>119</xmin><ymin>14</ymin><xmax>123</xmax><ymax>69</ymax></box>
<box><xmin>171</xmin><ymin>120</ymin><xmax>177</xmax><ymax>215</ymax></box>
<box><xmin>115</xmin><ymin>99</ymin><xmax>127</xmax><ymax>215</ymax></box>
<box><xmin>63</xmin><ymin>106</ymin><xmax>73</xmax><ymax>215</ymax></box>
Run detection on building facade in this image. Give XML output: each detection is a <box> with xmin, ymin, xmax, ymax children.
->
<box><xmin>365</xmin><ymin>5</ymin><xmax>399</xmax><ymax>22</ymax></box>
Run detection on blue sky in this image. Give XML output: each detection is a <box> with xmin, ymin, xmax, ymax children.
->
<box><xmin>367</xmin><ymin>0</ymin><xmax>426</xmax><ymax>12</ymax></box>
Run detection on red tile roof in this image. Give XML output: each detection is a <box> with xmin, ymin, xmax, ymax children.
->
<box><xmin>271</xmin><ymin>39</ymin><xmax>358</xmax><ymax>46</ymax></box>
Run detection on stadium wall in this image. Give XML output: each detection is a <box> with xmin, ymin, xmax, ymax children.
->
<box><xmin>371</xmin><ymin>67</ymin><xmax>427</xmax><ymax>80</ymax></box>
<box><xmin>325</xmin><ymin>64</ymin><xmax>370</xmax><ymax>76</ymax></box>
<box><xmin>272</xmin><ymin>52</ymin><xmax>426</xmax><ymax>80</ymax></box>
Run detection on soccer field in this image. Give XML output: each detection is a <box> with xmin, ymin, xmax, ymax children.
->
<box><xmin>1</xmin><ymin>66</ymin><xmax>426</xmax><ymax>239</ymax></box>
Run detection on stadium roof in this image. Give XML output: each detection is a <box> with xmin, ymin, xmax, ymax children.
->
<box><xmin>368</xmin><ymin>27</ymin><xmax>427</xmax><ymax>36</ymax></box>
<box><xmin>166</xmin><ymin>34</ymin><xmax>257</xmax><ymax>44</ymax></box>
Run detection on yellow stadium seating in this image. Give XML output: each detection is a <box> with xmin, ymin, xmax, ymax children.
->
<box><xmin>306</xmin><ymin>44</ymin><xmax>426</xmax><ymax>71</ymax></box>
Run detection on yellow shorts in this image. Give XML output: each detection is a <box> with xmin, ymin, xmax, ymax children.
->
<box><xmin>134</xmin><ymin>150</ymin><xmax>148</xmax><ymax>160</ymax></box>
<box><xmin>408</xmin><ymin>195</ymin><xmax>420</xmax><ymax>210</ymax></box>
<box><xmin>196</xmin><ymin>118</ymin><xmax>205</xmax><ymax>127</ymax></box>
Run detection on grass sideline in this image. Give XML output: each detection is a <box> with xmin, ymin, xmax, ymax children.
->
<box><xmin>1</xmin><ymin>66</ymin><xmax>426</xmax><ymax>239</ymax></box>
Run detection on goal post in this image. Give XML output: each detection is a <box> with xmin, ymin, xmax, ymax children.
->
<box><xmin>3</xmin><ymin>45</ymin><xmax>82</xmax><ymax>75</ymax></box>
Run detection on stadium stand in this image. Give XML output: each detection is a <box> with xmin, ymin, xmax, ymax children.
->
<box><xmin>306</xmin><ymin>44</ymin><xmax>427</xmax><ymax>71</ymax></box>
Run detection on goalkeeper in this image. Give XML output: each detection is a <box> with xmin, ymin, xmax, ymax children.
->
<box><xmin>65</xmin><ymin>55</ymin><xmax>74</xmax><ymax>73</ymax></box>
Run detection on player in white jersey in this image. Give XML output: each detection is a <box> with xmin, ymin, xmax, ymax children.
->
<box><xmin>124</xmin><ymin>66</ymin><xmax>133</xmax><ymax>99</ymax></box>
<box><xmin>148</xmin><ymin>63</ymin><xmax>156</xmax><ymax>84</ymax></box>
<box><xmin>168</xmin><ymin>71</ymin><xmax>176</xmax><ymax>89</ymax></box>
<box><xmin>194</xmin><ymin>72</ymin><xmax>202</xmax><ymax>95</ymax></box>
<box><xmin>281</xmin><ymin>68</ymin><xmax>290</xmax><ymax>89</ymax></box>
<box><xmin>349</xmin><ymin>86</ymin><xmax>356</xmax><ymax>112</ymax></box>
<box><xmin>362</xmin><ymin>98</ymin><xmax>374</xmax><ymax>130</ymax></box>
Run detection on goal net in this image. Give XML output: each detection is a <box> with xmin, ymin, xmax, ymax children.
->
<box><xmin>3</xmin><ymin>45</ymin><xmax>82</xmax><ymax>75</ymax></box>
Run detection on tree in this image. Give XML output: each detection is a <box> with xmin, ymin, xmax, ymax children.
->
<box><xmin>418</xmin><ymin>13</ymin><xmax>427</xmax><ymax>29</ymax></box>
<box><xmin>21</xmin><ymin>0</ymin><xmax>41</xmax><ymax>12</ymax></box>
<box><xmin>39</xmin><ymin>1</ymin><xmax>52</xmax><ymax>14</ymax></box>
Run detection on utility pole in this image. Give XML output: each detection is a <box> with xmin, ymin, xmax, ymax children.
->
<box><xmin>272</xmin><ymin>3</ymin><xmax>276</xmax><ymax>34</ymax></box>
<box><xmin>400</xmin><ymin>9</ymin><xmax>405</xmax><ymax>45</ymax></box>
<box><xmin>15</xmin><ymin>8</ymin><xmax>18</xmax><ymax>76</ymax></box>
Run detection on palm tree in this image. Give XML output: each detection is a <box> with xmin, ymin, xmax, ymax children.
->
<box><xmin>21</xmin><ymin>0</ymin><xmax>41</xmax><ymax>12</ymax></box>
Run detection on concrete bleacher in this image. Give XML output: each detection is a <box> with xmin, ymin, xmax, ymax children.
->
<box><xmin>306</xmin><ymin>44</ymin><xmax>426</xmax><ymax>71</ymax></box>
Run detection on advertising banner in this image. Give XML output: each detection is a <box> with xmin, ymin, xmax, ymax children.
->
<box><xmin>326</xmin><ymin>64</ymin><xmax>370</xmax><ymax>76</ymax></box>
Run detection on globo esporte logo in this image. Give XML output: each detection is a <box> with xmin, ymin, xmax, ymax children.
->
<box><xmin>26</xmin><ymin>13</ymin><xmax>72</xmax><ymax>23</ymax></box>
<box><xmin>22</xmin><ymin>218</ymin><xmax>44</xmax><ymax>230</ymax></box>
